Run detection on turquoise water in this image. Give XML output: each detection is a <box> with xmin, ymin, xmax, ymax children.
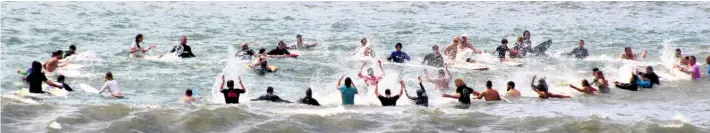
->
<box><xmin>2</xmin><ymin>1</ymin><xmax>710</xmax><ymax>133</ymax></box>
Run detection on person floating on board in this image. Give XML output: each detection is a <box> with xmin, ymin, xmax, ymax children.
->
<box><xmin>236</xmin><ymin>42</ymin><xmax>255</xmax><ymax>60</ymax></box>
<box><xmin>26</xmin><ymin>61</ymin><xmax>63</xmax><ymax>93</ymax></box>
<box><xmin>289</xmin><ymin>34</ymin><xmax>318</xmax><ymax>49</ymax></box>
<box><xmin>475</xmin><ymin>81</ymin><xmax>502</xmax><ymax>101</ymax></box>
<box><xmin>637</xmin><ymin>66</ymin><xmax>660</xmax><ymax>85</ymax></box>
<box><xmin>251</xmin><ymin>48</ymin><xmax>275</xmax><ymax>74</ymax></box>
<box><xmin>252</xmin><ymin>87</ymin><xmax>292</xmax><ymax>103</ymax></box>
<box><xmin>422</xmin><ymin>45</ymin><xmax>445</xmax><ymax>68</ymax></box>
<box><xmin>442</xmin><ymin>79</ymin><xmax>480</xmax><ymax>104</ymax></box>
<box><xmin>459</xmin><ymin>35</ymin><xmax>484</xmax><ymax>54</ymax></box>
<box><xmin>44</xmin><ymin>50</ymin><xmax>66</xmax><ymax>74</ymax></box>
<box><xmin>531</xmin><ymin>76</ymin><xmax>570</xmax><ymax>99</ymax></box>
<box><xmin>591</xmin><ymin>68</ymin><xmax>611</xmax><ymax>94</ymax></box>
<box><xmin>98</xmin><ymin>72</ymin><xmax>124</xmax><ymax>98</ymax></box>
<box><xmin>337</xmin><ymin>75</ymin><xmax>358</xmax><ymax>105</ymax></box>
<box><xmin>219</xmin><ymin>75</ymin><xmax>247</xmax><ymax>104</ymax></box>
<box><xmin>444</xmin><ymin>35</ymin><xmax>482</xmax><ymax>61</ymax></box>
<box><xmin>181</xmin><ymin>89</ymin><xmax>197</xmax><ymax>104</ymax></box>
<box><xmin>386</xmin><ymin>43</ymin><xmax>411</xmax><ymax>63</ymax></box>
<box><xmin>374</xmin><ymin>80</ymin><xmax>403</xmax><ymax>106</ymax></box>
<box><xmin>505</xmin><ymin>81</ymin><xmax>521</xmax><ymax>98</ymax></box>
<box><xmin>404</xmin><ymin>77</ymin><xmax>428</xmax><ymax>107</ymax></box>
<box><xmin>351</xmin><ymin>38</ymin><xmax>375</xmax><ymax>57</ymax></box>
<box><xmin>129</xmin><ymin>34</ymin><xmax>157</xmax><ymax>58</ymax></box>
<box><xmin>267</xmin><ymin>41</ymin><xmax>298</xmax><ymax>58</ymax></box>
<box><xmin>619</xmin><ymin>47</ymin><xmax>647</xmax><ymax>60</ymax></box>
<box><xmin>569</xmin><ymin>79</ymin><xmax>597</xmax><ymax>95</ymax></box>
<box><xmin>614</xmin><ymin>73</ymin><xmax>651</xmax><ymax>91</ymax></box>
<box><xmin>423</xmin><ymin>66</ymin><xmax>452</xmax><ymax>90</ymax></box>
<box><xmin>565</xmin><ymin>39</ymin><xmax>589</xmax><ymax>59</ymax></box>
<box><xmin>358</xmin><ymin>60</ymin><xmax>385</xmax><ymax>86</ymax></box>
<box><xmin>169</xmin><ymin>36</ymin><xmax>196</xmax><ymax>58</ymax></box>
<box><xmin>298</xmin><ymin>88</ymin><xmax>320</xmax><ymax>106</ymax></box>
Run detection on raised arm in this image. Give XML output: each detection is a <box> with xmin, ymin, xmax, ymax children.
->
<box><xmin>530</xmin><ymin>76</ymin><xmax>537</xmax><ymax>88</ymax></box>
<box><xmin>219</xmin><ymin>75</ymin><xmax>225</xmax><ymax>90</ymax></box>
<box><xmin>418</xmin><ymin>76</ymin><xmax>426</xmax><ymax>93</ymax></box>
<box><xmin>398</xmin><ymin>80</ymin><xmax>404</xmax><ymax>96</ymax></box>
<box><xmin>445</xmin><ymin>66</ymin><xmax>452</xmax><ymax>80</ymax></box>
<box><xmin>640</xmin><ymin>49</ymin><xmax>647</xmax><ymax>58</ymax></box>
<box><xmin>374</xmin><ymin>81</ymin><xmax>381</xmax><ymax>97</ymax></box>
<box><xmin>378</xmin><ymin>60</ymin><xmax>385</xmax><ymax>77</ymax></box>
<box><xmin>404</xmin><ymin>81</ymin><xmax>415</xmax><ymax>100</ymax></box>
<box><xmin>569</xmin><ymin>85</ymin><xmax>584</xmax><ymax>93</ymax></box>
<box><xmin>336</xmin><ymin>74</ymin><xmax>345</xmax><ymax>89</ymax></box>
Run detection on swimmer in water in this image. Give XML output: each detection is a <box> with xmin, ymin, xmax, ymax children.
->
<box><xmin>443</xmin><ymin>79</ymin><xmax>480</xmax><ymax>104</ymax></box>
<box><xmin>590</xmin><ymin>68</ymin><xmax>610</xmax><ymax>94</ymax></box>
<box><xmin>404</xmin><ymin>76</ymin><xmax>428</xmax><ymax>107</ymax></box>
<box><xmin>444</xmin><ymin>35</ymin><xmax>482</xmax><ymax>61</ymax></box>
<box><xmin>614</xmin><ymin>74</ymin><xmax>644</xmax><ymax>91</ymax></box>
<box><xmin>506</xmin><ymin>81</ymin><xmax>521</xmax><ymax>97</ymax></box>
<box><xmin>565</xmin><ymin>39</ymin><xmax>589</xmax><ymax>59</ymax></box>
<box><xmin>181</xmin><ymin>89</ymin><xmax>197</xmax><ymax>104</ymax></box>
<box><xmin>251</xmin><ymin>87</ymin><xmax>292</xmax><ymax>103</ymax></box>
<box><xmin>637</xmin><ymin>66</ymin><xmax>660</xmax><ymax>85</ymax></box>
<box><xmin>26</xmin><ymin>61</ymin><xmax>63</xmax><ymax>93</ymax></box>
<box><xmin>267</xmin><ymin>41</ymin><xmax>296</xmax><ymax>57</ymax></box>
<box><xmin>237</xmin><ymin>42</ymin><xmax>255</xmax><ymax>60</ymax></box>
<box><xmin>219</xmin><ymin>75</ymin><xmax>247</xmax><ymax>104</ymax></box>
<box><xmin>56</xmin><ymin>75</ymin><xmax>73</xmax><ymax>91</ymax></box>
<box><xmin>169</xmin><ymin>36</ymin><xmax>195</xmax><ymax>58</ymax></box>
<box><xmin>374</xmin><ymin>80</ymin><xmax>403</xmax><ymax>106</ymax></box>
<box><xmin>252</xmin><ymin>48</ymin><xmax>274</xmax><ymax>74</ymax></box>
<box><xmin>706</xmin><ymin>56</ymin><xmax>710</xmax><ymax>75</ymax></box>
<box><xmin>351</xmin><ymin>38</ymin><xmax>375</xmax><ymax>57</ymax></box>
<box><xmin>98</xmin><ymin>72</ymin><xmax>124</xmax><ymax>98</ymax></box>
<box><xmin>44</xmin><ymin>50</ymin><xmax>66</xmax><ymax>73</ymax></box>
<box><xmin>459</xmin><ymin>35</ymin><xmax>483</xmax><ymax>54</ymax></box>
<box><xmin>337</xmin><ymin>75</ymin><xmax>358</xmax><ymax>105</ymax></box>
<box><xmin>129</xmin><ymin>34</ymin><xmax>157</xmax><ymax>58</ymax></box>
<box><xmin>492</xmin><ymin>38</ymin><xmax>510</xmax><ymax>62</ymax></box>
<box><xmin>475</xmin><ymin>81</ymin><xmax>502</xmax><ymax>101</ymax></box>
<box><xmin>509</xmin><ymin>36</ymin><xmax>524</xmax><ymax>58</ymax></box>
<box><xmin>423</xmin><ymin>66</ymin><xmax>452</xmax><ymax>90</ymax></box>
<box><xmin>422</xmin><ymin>45</ymin><xmax>445</xmax><ymax>67</ymax></box>
<box><xmin>569</xmin><ymin>79</ymin><xmax>597</xmax><ymax>95</ymax></box>
<box><xmin>64</xmin><ymin>45</ymin><xmax>76</xmax><ymax>58</ymax></box>
<box><xmin>674</xmin><ymin>56</ymin><xmax>701</xmax><ymax>80</ymax></box>
<box><xmin>298</xmin><ymin>88</ymin><xmax>320</xmax><ymax>106</ymax></box>
<box><xmin>357</xmin><ymin>60</ymin><xmax>385</xmax><ymax>86</ymax></box>
<box><xmin>619</xmin><ymin>47</ymin><xmax>647</xmax><ymax>60</ymax></box>
<box><xmin>386</xmin><ymin>43</ymin><xmax>411</xmax><ymax>63</ymax></box>
<box><xmin>531</xmin><ymin>76</ymin><xmax>571</xmax><ymax>99</ymax></box>
<box><xmin>517</xmin><ymin>31</ymin><xmax>534</xmax><ymax>56</ymax></box>
<box><xmin>289</xmin><ymin>34</ymin><xmax>318</xmax><ymax>49</ymax></box>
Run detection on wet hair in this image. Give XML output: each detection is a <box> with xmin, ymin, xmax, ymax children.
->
<box><xmin>278</xmin><ymin>41</ymin><xmax>286</xmax><ymax>46</ymax></box>
<box><xmin>185</xmin><ymin>89</ymin><xmax>193</xmax><ymax>96</ymax></box>
<box><xmin>226</xmin><ymin>80</ymin><xmax>235</xmax><ymax>88</ymax></box>
<box><xmin>135</xmin><ymin>34</ymin><xmax>143</xmax><ymax>48</ymax></box>
<box><xmin>296</xmin><ymin>34</ymin><xmax>302</xmax><ymax>38</ymax></box>
<box><xmin>361</xmin><ymin>38</ymin><xmax>367</xmax><ymax>43</ymax></box>
<box><xmin>523</xmin><ymin>31</ymin><xmax>530</xmax><ymax>36</ymax></box>
<box><xmin>57</xmin><ymin>75</ymin><xmax>66</xmax><ymax>82</ymax></box>
<box><xmin>592</xmin><ymin>68</ymin><xmax>599</xmax><ymax>72</ymax></box>
<box><xmin>646</xmin><ymin>66</ymin><xmax>654</xmax><ymax>72</ymax></box>
<box><xmin>582</xmin><ymin>79</ymin><xmax>590</xmax><ymax>87</ymax></box>
<box><xmin>395</xmin><ymin>43</ymin><xmax>402</xmax><ymax>48</ymax></box>
<box><xmin>432</xmin><ymin>45</ymin><xmax>439</xmax><ymax>50</ymax></box>
<box><xmin>507</xmin><ymin>81</ymin><xmax>515</xmax><ymax>90</ymax></box>
<box><xmin>31</xmin><ymin>61</ymin><xmax>42</xmax><ymax>72</ymax></box>
<box><xmin>52</xmin><ymin>50</ymin><xmax>64</xmax><ymax>57</ymax></box>
<box><xmin>384</xmin><ymin>89</ymin><xmax>391</xmax><ymax>95</ymax></box>
<box><xmin>267</xmin><ymin>87</ymin><xmax>274</xmax><ymax>94</ymax></box>
<box><xmin>536</xmin><ymin>78</ymin><xmax>548</xmax><ymax>92</ymax></box>
<box><xmin>69</xmin><ymin>45</ymin><xmax>76</xmax><ymax>50</ymax></box>
<box><xmin>416</xmin><ymin>90</ymin><xmax>424</xmax><ymax>97</ymax></box>
<box><xmin>454</xmin><ymin>79</ymin><xmax>466</xmax><ymax>88</ymax></box>
<box><xmin>105</xmin><ymin>72</ymin><xmax>114</xmax><ymax>80</ymax></box>
<box><xmin>305</xmin><ymin>88</ymin><xmax>312</xmax><ymax>97</ymax></box>
<box><xmin>579</xmin><ymin>39</ymin><xmax>584</xmax><ymax>44</ymax></box>
<box><xmin>690</xmin><ymin>56</ymin><xmax>697</xmax><ymax>62</ymax></box>
<box><xmin>501</xmin><ymin>39</ymin><xmax>508</xmax><ymax>44</ymax></box>
<box><xmin>485</xmin><ymin>80</ymin><xmax>493</xmax><ymax>89</ymax></box>
<box><xmin>624</xmin><ymin>47</ymin><xmax>631</xmax><ymax>51</ymax></box>
<box><xmin>259</xmin><ymin>48</ymin><xmax>266</xmax><ymax>54</ymax></box>
<box><xmin>344</xmin><ymin>77</ymin><xmax>353</xmax><ymax>88</ymax></box>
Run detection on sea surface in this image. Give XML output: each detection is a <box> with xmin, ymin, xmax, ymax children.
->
<box><xmin>2</xmin><ymin>1</ymin><xmax>710</xmax><ymax>133</ymax></box>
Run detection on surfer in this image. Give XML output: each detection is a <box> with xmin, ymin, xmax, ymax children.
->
<box><xmin>251</xmin><ymin>87</ymin><xmax>292</xmax><ymax>103</ymax></box>
<box><xmin>492</xmin><ymin>38</ymin><xmax>510</xmax><ymax>62</ymax></box>
<box><xmin>129</xmin><ymin>34</ymin><xmax>157</xmax><ymax>58</ymax></box>
<box><xmin>237</xmin><ymin>42</ymin><xmax>255</xmax><ymax>60</ymax></box>
<box><xmin>219</xmin><ymin>75</ymin><xmax>247</xmax><ymax>104</ymax></box>
<box><xmin>637</xmin><ymin>66</ymin><xmax>660</xmax><ymax>85</ymax></box>
<box><xmin>619</xmin><ymin>47</ymin><xmax>647</xmax><ymax>60</ymax></box>
<box><xmin>516</xmin><ymin>31</ymin><xmax>534</xmax><ymax>56</ymax></box>
<box><xmin>289</xmin><ymin>34</ymin><xmax>318</xmax><ymax>49</ymax></box>
<box><xmin>44</xmin><ymin>50</ymin><xmax>66</xmax><ymax>73</ymax></box>
<box><xmin>404</xmin><ymin>77</ymin><xmax>428</xmax><ymax>107</ymax></box>
<box><xmin>98</xmin><ymin>72</ymin><xmax>124</xmax><ymax>98</ymax></box>
<box><xmin>252</xmin><ymin>48</ymin><xmax>274</xmax><ymax>74</ymax></box>
<box><xmin>443</xmin><ymin>79</ymin><xmax>480</xmax><ymax>104</ymax></box>
<box><xmin>459</xmin><ymin>35</ymin><xmax>483</xmax><ymax>54</ymax></box>
<box><xmin>56</xmin><ymin>75</ymin><xmax>73</xmax><ymax>91</ymax></box>
<box><xmin>64</xmin><ymin>45</ymin><xmax>76</xmax><ymax>58</ymax></box>
<box><xmin>591</xmin><ymin>68</ymin><xmax>610</xmax><ymax>93</ymax></box>
<box><xmin>268</xmin><ymin>41</ymin><xmax>297</xmax><ymax>58</ymax></box>
<box><xmin>531</xmin><ymin>76</ymin><xmax>571</xmax><ymax>99</ymax></box>
<box><xmin>506</xmin><ymin>81</ymin><xmax>521</xmax><ymax>97</ymax></box>
<box><xmin>169</xmin><ymin>36</ymin><xmax>195</xmax><ymax>58</ymax></box>
<box><xmin>565</xmin><ymin>40</ymin><xmax>589</xmax><ymax>59</ymax></box>
<box><xmin>337</xmin><ymin>75</ymin><xmax>358</xmax><ymax>105</ymax></box>
<box><xmin>181</xmin><ymin>89</ymin><xmax>197</xmax><ymax>104</ymax></box>
<box><xmin>614</xmin><ymin>74</ymin><xmax>650</xmax><ymax>91</ymax></box>
<box><xmin>358</xmin><ymin>61</ymin><xmax>385</xmax><ymax>86</ymax></box>
<box><xmin>423</xmin><ymin>66</ymin><xmax>452</xmax><ymax>90</ymax></box>
<box><xmin>674</xmin><ymin>56</ymin><xmax>701</xmax><ymax>80</ymax></box>
<box><xmin>475</xmin><ymin>81</ymin><xmax>502</xmax><ymax>101</ymax></box>
<box><xmin>298</xmin><ymin>88</ymin><xmax>320</xmax><ymax>106</ymax></box>
<box><xmin>351</xmin><ymin>38</ymin><xmax>375</xmax><ymax>57</ymax></box>
<box><xmin>386</xmin><ymin>43</ymin><xmax>411</xmax><ymax>63</ymax></box>
<box><xmin>374</xmin><ymin>80</ymin><xmax>403</xmax><ymax>106</ymax></box>
<box><xmin>509</xmin><ymin>36</ymin><xmax>524</xmax><ymax>58</ymax></box>
<box><xmin>26</xmin><ymin>61</ymin><xmax>63</xmax><ymax>93</ymax></box>
<box><xmin>569</xmin><ymin>79</ymin><xmax>597</xmax><ymax>95</ymax></box>
<box><xmin>422</xmin><ymin>45</ymin><xmax>445</xmax><ymax>67</ymax></box>
<box><xmin>444</xmin><ymin>36</ymin><xmax>482</xmax><ymax>61</ymax></box>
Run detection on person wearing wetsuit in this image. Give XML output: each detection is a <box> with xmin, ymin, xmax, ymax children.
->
<box><xmin>443</xmin><ymin>79</ymin><xmax>480</xmax><ymax>104</ymax></box>
<box><xmin>386</xmin><ymin>43</ymin><xmax>411</xmax><ymax>63</ymax></box>
<box><xmin>566</xmin><ymin>40</ymin><xmax>589</xmax><ymax>59</ymax></box>
<box><xmin>56</xmin><ymin>75</ymin><xmax>73</xmax><ymax>91</ymax></box>
<box><xmin>298</xmin><ymin>88</ymin><xmax>320</xmax><ymax>106</ymax></box>
<box><xmin>337</xmin><ymin>75</ymin><xmax>358</xmax><ymax>105</ymax></box>
<box><xmin>531</xmin><ymin>76</ymin><xmax>570</xmax><ymax>99</ymax></box>
<box><xmin>494</xmin><ymin>39</ymin><xmax>510</xmax><ymax>62</ymax></box>
<box><xmin>637</xmin><ymin>66</ymin><xmax>660</xmax><ymax>85</ymax></box>
<box><xmin>64</xmin><ymin>45</ymin><xmax>76</xmax><ymax>58</ymax></box>
<box><xmin>267</xmin><ymin>41</ymin><xmax>291</xmax><ymax>55</ymax></box>
<box><xmin>375</xmin><ymin>80</ymin><xmax>403</xmax><ymax>106</ymax></box>
<box><xmin>170</xmin><ymin>36</ymin><xmax>196</xmax><ymax>58</ymax></box>
<box><xmin>26</xmin><ymin>61</ymin><xmax>63</xmax><ymax>93</ymax></box>
<box><xmin>236</xmin><ymin>42</ymin><xmax>255</xmax><ymax>60</ymax></box>
<box><xmin>251</xmin><ymin>87</ymin><xmax>292</xmax><ymax>103</ymax></box>
<box><xmin>614</xmin><ymin>74</ymin><xmax>644</xmax><ymax>91</ymax></box>
<box><xmin>422</xmin><ymin>45</ymin><xmax>444</xmax><ymax>67</ymax></box>
<box><xmin>405</xmin><ymin>77</ymin><xmax>428</xmax><ymax>107</ymax></box>
<box><xmin>219</xmin><ymin>75</ymin><xmax>247</xmax><ymax>104</ymax></box>
<box><xmin>98</xmin><ymin>72</ymin><xmax>124</xmax><ymax>98</ymax></box>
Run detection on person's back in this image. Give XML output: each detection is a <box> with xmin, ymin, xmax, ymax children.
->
<box><xmin>298</xmin><ymin>88</ymin><xmax>320</xmax><ymax>106</ymax></box>
<box><xmin>457</xmin><ymin>86</ymin><xmax>473</xmax><ymax>104</ymax></box>
<box><xmin>339</xmin><ymin>85</ymin><xmax>357</xmax><ymax>105</ymax></box>
<box><xmin>27</xmin><ymin>71</ymin><xmax>48</xmax><ymax>93</ymax></box>
<box><xmin>220</xmin><ymin>79</ymin><xmax>246</xmax><ymax>104</ymax></box>
<box><xmin>483</xmin><ymin>89</ymin><xmax>501</xmax><ymax>101</ymax></box>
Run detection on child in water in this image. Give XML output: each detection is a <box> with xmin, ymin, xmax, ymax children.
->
<box><xmin>181</xmin><ymin>88</ymin><xmax>197</xmax><ymax>104</ymax></box>
<box><xmin>56</xmin><ymin>75</ymin><xmax>73</xmax><ymax>91</ymax></box>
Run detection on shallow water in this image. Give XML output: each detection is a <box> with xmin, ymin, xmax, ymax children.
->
<box><xmin>2</xmin><ymin>1</ymin><xmax>710</xmax><ymax>133</ymax></box>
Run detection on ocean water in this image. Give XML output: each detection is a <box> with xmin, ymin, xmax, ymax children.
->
<box><xmin>2</xmin><ymin>1</ymin><xmax>710</xmax><ymax>133</ymax></box>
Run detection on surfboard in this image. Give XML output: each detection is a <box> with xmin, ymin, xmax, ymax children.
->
<box><xmin>502</xmin><ymin>61</ymin><xmax>524</xmax><ymax>67</ymax></box>
<box><xmin>531</xmin><ymin>39</ymin><xmax>552</xmax><ymax>55</ymax></box>
<box><xmin>451</xmin><ymin>62</ymin><xmax>489</xmax><ymax>70</ymax></box>
<box><xmin>243</xmin><ymin>64</ymin><xmax>278</xmax><ymax>72</ymax></box>
<box><xmin>79</xmin><ymin>83</ymin><xmax>100</xmax><ymax>94</ymax></box>
<box><xmin>46</xmin><ymin>87</ymin><xmax>69</xmax><ymax>97</ymax></box>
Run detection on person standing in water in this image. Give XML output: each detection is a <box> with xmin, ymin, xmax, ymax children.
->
<box><xmin>443</xmin><ymin>79</ymin><xmax>480</xmax><ymax>104</ymax></box>
<box><xmin>517</xmin><ymin>31</ymin><xmax>534</xmax><ymax>56</ymax></box>
<box><xmin>298</xmin><ymin>88</ymin><xmax>320</xmax><ymax>106</ymax></box>
<box><xmin>219</xmin><ymin>75</ymin><xmax>247</xmax><ymax>104</ymax></box>
<box><xmin>64</xmin><ymin>45</ymin><xmax>76</xmax><ymax>58</ymax></box>
<box><xmin>289</xmin><ymin>34</ymin><xmax>318</xmax><ymax>49</ymax></box>
<box><xmin>404</xmin><ymin>77</ymin><xmax>428</xmax><ymax>107</ymax></box>
<box><xmin>337</xmin><ymin>75</ymin><xmax>358</xmax><ymax>105</ymax></box>
<box><xmin>129</xmin><ymin>34</ymin><xmax>157</xmax><ymax>58</ymax></box>
<box><xmin>386</xmin><ymin>43</ymin><xmax>411</xmax><ymax>63</ymax></box>
<box><xmin>422</xmin><ymin>45</ymin><xmax>445</xmax><ymax>67</ymax></box>
<box><xmin>351</xmin><ymin>38</ymin><xmax>375</xmax><ymax>57</ymax></box>
<box><xmin>591</xmin><ymin>68</ymin><xmax>610</xmax><ymax>93</ymax></box>
<box><xmin>44</xmin><ymin>50</ymin><xmax>66</xmax><ymax>74</ymax></box>
<box><xmin>98</xmin><ymin>72</ymin><xmax>124</xmax><ymax>98</ymax></box>
<box><xmin>423</xmin><ymin>66</ymin><xmax>452</xmax><ymax>90</ymax></box>
<box><xmin>26</xmin><ymin>61</ymin><xmax>63</xmax><ymax>93</ymax></box>
<box><xmin>509</xmin><ymin>36</ymin><xmax>524</xmax><ymax>58</ymax></box>
<box><xmin>236</xmin><ymin>42</ymin><xmax>255</xmax><ymax>60</ymax></box>
<box><xmin>475</xmin><ymin>81</ymin><xmax>502</xmax><ymax>101</ymax></box>
<box><xmin>675</xmin><ymin>56</ymin><xmax>701</xmax><ymax>80</ymax></box>
<box><xmin>374</xmin><ymin>80</ymin><xmax>403</xmax><ymax>106</ymax></box>
<box><xmin>459</xmin><ymin>35</ymin><xmax>483</xmax><ymax>54</ymax></box>
<box><xmin>251</xmin><ymin>87</ymin><xmax>292</xmax><ymax>103</ymax></box>
<box><xmin>569</xmin><ymin>79</ymin><xmax>597</xmax><ymax>95</ymax></box>
<box><xmin>531</xmin><ymin>76</ymin><xmax>570</xmax><ymax>99</ymax></box>
<box><xmin>506</xmin><ymin>81</ymin><xmax>521</xmax><ymax>97</ymax></box>
<box><xmin>619</xmin><ymin>47</ymin><xmax>647</xmax><ymax>60</ymax></box>
<box><xmin>565</xmin><ymin>40</ymin><xmax>589</xmax><ymax>59</ymax></box>
<box><xmin>358</xmin><ymin>61</ymin><xmax>385</xmax><ymax>86</ymax></box>
<box><xmin>493</xmin><ymin>38</ymin><xmax>510</xmax><ymax>62</ymax></box>
<box><xmin>169</xmin><ymin>36</ymin><xmax>195</xmax><ymax>58</ymax></box>
<box><xmin>181</xmin><ymin>89</ymin><xmax>197</xmax><ymax>104</ymax></box>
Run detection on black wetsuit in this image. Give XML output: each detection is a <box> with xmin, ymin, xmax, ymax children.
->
<box><xmin>267</xmin><ymin>48</ymin><xmax>290</xmax><ymax>55</ymax></box>
<box><xmin>251</xmin><ymin>94</ymin><xmax>292</xmax><ymax>103</ymax></box>
<box><xmin>615</xmin><ymin>82</ymin><xmax>638</xmax><ymax>91</ymax></box>
<box><xmin>171</xmin><ymin>44</ymin><xmax>196</xmax><ymax>58</ymax></box>
<box><xmin>298</xmin><ymin>97</ymin><xmax>320</xmax><ymax>106</ymax></box>
<box><xmin>639</xmin><ymin>72</ymin><xmax>660</xmax><ymax>85</ymax></box>
<box><xmin>26</xmin><ymin>72</ymin><xmax>48</xmax><ymax>93</ymax></box>
<box><xmin>406</xmin><ymin>82</ymin><xmax>429</xmax><ymax>107</ymax></box>
<box><xmin>422</xmin><ymin>53</ymin><xmax>444</xmax><ymax>67</ymax></box>
<box><xmin>64</xmin><ymin>51</ymin><xmax>75</xmax><ymax>58</ymax></box>
<box><xmin>456</xmin><ymin>86</ymin><xmax>474</xmax><ymax>104</ymax></box>
<box><xmin>61</xmin><ymin>82</ymin><xmax>73</xmax><ymax>91</ymax></box>
<box><xmin>377</xmin><ymin>95</ymin><xmax>401</xmax><ymax>106</ymax></box>
<box><xmin>495</xmin><ymin>45</ymin><xmax>509</xmax><ymax>58</ymax></box>
<box><xmin>567</xmin><ymin>47</ymin><xmax>589</xmax><ymax>59</ymax></box>
<box><xmin>237</xmin><ymin>49</ymin><xmax>255</xmax><ymax>60</ymax></box>
<box><xmin>221</xmin><ymin>88</ymin><xmax>246</xmax><ymax>104</ymax></box>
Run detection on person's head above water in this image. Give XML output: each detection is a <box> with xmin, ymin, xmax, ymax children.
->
<box><xmin>226</xmin><ymin>80</ymin><xmax>234</xmax><ymax>88</ymax></box>
<box><xmin>624</xmin><ymin>47</ymin><xmax>632</xmax><ymax>54</ymax></box>
<box><xmin>523</xmin><ymin>30</ymin><xmax>531</xmax><ymax>39</ymax></box>
<box><xmin>675</xmin><ymin>48</ymin><xmax>682</xmax><ymax>58</ymax></box>
<box><xmin>266</xmin><ymin>87</ymin><xmax>274</xmax><ymax>94</ymax></box>
<box><xmin>31</xmin><ymin>61</ymin><xmax>42</xmax><ymax>72</ymax></box>
<box><xmin>432</xmin><ymin>45</ymin><xmax>439</xmax><ymax>54</ymax></box>
<box><xmin>296</xmin><ymin>34</ymin><xmax>303</xmax><ymax>43</ymax></box>
<box><xmin>105</xmin><ymin>72</ymin><xmax>114</xmax><ymax>80</ymax></box>
<box><xmin>516</xmin><ymin>36</ymin><xmax>523</xmax><ymax>43</ymax></box>
<box><xmin>690</xmin><ymin>56</ymin><xmax>697</xmax><ymax>65</ymax></box>
<box><xmin>367</xmin><ymin>68</ymin><xmax>375</xmax><ymax>76</ymax></box>
<box><xmin>452</xmin><ymin>36</ymin><xmax>460</xmax><ymax>44</ymax></box>
<box><xmin>501</xmin><ymin>38</ymin><xmax>508</xmax><ymax>46</ymax></box>
<box><xmin>361</xmin><ymin>38</ymin><xmax>368</xmax><ymax>46</ymax></box>
<box><xmin>135</xmin><ymin>34</ymin><xmax>143</xmax><ymax>43</ymax></box>
<box><xmin>485</xmin><ymin>80</ymin><xmax>493</xmax><ymax>89</ymax></box>
<box><xmin>460</xmin><ymin>35</ymin><xmax>468</xmax><ymax>43</ymax></box>
<box><xmin>578</xmin><ymin>40</ymin><xmax>585</xmax><ymax>48</ymax></box>
<box><xmin>305</xmin><ymin>88</ymin><xmax>313</xmax><ymax>97</ymax></box>
<box><xmin>258</xmin><ymin>48</ymin><xmax>266</xmax><ymax>54</ymax></box>
<box><xmin>454</xmin><ymin>79</ymin><xmax>466</xmax><ymax>88</ymax></box>
<box><xmin>507</xmin><ymin>81</ymin><xmax>515</xmax><ymax>91</ymax></box>
<box><xmin>277</xmin><ymin>41</ymin><xmax>287</xmax><ymax>49</ymax></box>
<box><xmin>384</xmin><ymin>89</ymin><xmax>391</xmax><ymax>96</ymax></box>
<box><xmin>52</xmin><ymin>50</ymin><xmax>64</xmax><ymax>58</ymax></box>
<box><xmin>179</xmin><ymin>36</ymin><xmax>187</xmax><ymax>45</ymax></box>
<box><xmin>241</xmin><ymin>42</ymin><xmax>249</xmax><ymax>50</ymax></box>
<box><xmin>69</xmin><ymin>45</ymin><xmax>76</xmax><ymax>52</ymax></box>
<box><xmin>57</xmin><ymin>75</ymin><xmax>66</xmax><ymax>82</ymax></box>
<box><xmin>344</xmin><ymin>77</ymin><xmax>353</xmax><ymax>88</ymax></box>
<box><xmin>646</xmin><ymin>66</ymin><xmax>654</xmax><ymax>73</ymax></box>
<box><xmin>185</xmin><ymin>89</ymin><xmax>193</xmax><ymax>97</ymax></box>
<box><xmin>582</xmin><ymin>79</ymin><xmax>590</xmax><ymax>87</ymax></box>
<box><xmin>395</xmin><ymin>43</ymin><xmax>403</xmax><ymax>51</ymax></box>
<box><xmin>706</xmin><ymin>55</ymin><xmax>710</xmax><ymax>65</ymax></box>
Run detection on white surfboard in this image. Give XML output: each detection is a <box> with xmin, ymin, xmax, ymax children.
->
<box><xmin>79</xmin><ymin>83</ymin><xmax>100</xmax><ymax>94</ymax></box>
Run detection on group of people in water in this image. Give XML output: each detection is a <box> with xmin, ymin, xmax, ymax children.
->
<box><xmin>15</xmin><ymin>30</ymin><xmax>710</xmax><ymax>107</ymax></box>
